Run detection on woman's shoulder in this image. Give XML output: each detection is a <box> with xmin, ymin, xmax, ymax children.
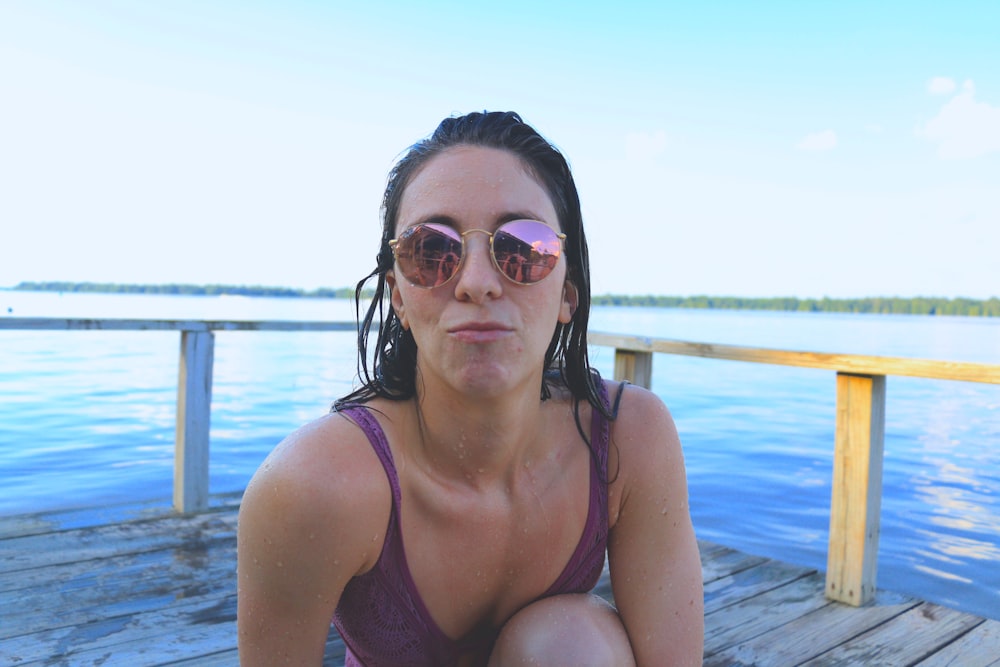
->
<box><xmin>240</xmin><ymin>406</ymin><xmax>396</xmax><ymax>568</ymax></box>
<box><xmin>603</xmin><ymin>381</ymin><xmax>687</xmax><ymax>532</ymax></box>
<box><xmin>237</xmin><ymin>406</ymin><xmax>403</xmax><ymax>636</ymax></box>
<box><xmin>258</xmin><ymin>407</ymin><xmax>389</xmax><ymax>491</ymax></box>
<box><xmin>601</xmin><ymin>379</ymin><xmax>673</xmax><ymax>424</ymax></box>
<box><xmin>603</xmin><ymin>381</ymin><xmax>682</xmax><ymax>471</ymax></box>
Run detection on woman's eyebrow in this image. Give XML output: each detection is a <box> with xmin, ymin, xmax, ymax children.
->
<box><xmin>409</xmin><ymin>214</ymin><xmax>458</xmax><ymax>228</ymax></box>
<box><xmin>404</xmin><ymin>211</ymin><xmax>549</xmax><ymax>230</ymax></box>
<box><xmin>497</xmin><ymin>211</ymin><xmax>547</xmax><ymax>224</ymax></box>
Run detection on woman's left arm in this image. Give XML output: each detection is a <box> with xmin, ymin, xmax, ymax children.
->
<box><xmin>607</xmin><ymin>385</ymin><xmax>704</xmax><ymax>666</ymax></box>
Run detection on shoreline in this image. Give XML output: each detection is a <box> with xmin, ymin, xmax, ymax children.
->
<box><xmin>4</xmin><ymin>282</ymin><xmax>999</xmax><ymax>317</ymax></box>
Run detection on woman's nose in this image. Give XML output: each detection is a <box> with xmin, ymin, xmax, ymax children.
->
<box><xmin>453</xmin><ymin>231</ymin><xmax>502</xmax><ymax>301</ymax></box>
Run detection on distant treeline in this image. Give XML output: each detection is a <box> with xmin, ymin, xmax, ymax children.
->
<box><xmin>11</xmin><ymin>281</ymin><xmax>361</xmax><ymax>299</ymax></box>
<box><xmin>591</xmin><ymin>294</ymin><xmax>1000</xmax><ymax>317</ymax></box>
<box><xmin>9</xmin><ymin>282</ymin><xmax>999</xmax><ymax>317</ymax></box>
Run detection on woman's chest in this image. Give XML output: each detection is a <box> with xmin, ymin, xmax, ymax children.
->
<box><xmin>398</xmin><ymin>455</ymin><xmax>594</xmax><ymax>639</ymax></box>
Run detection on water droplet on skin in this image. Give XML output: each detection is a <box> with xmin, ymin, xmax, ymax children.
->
<box><xmin>333</xmin><ymin>559</ymin><xmax>340</xmax><ymax>566</ymax></box>
<box><xmin>308</xmin><ymin>532</ymin><xmax>316</xmax><ymax>540</ymax></box>
<box><xmin>277</xmin><ymin>561</ymin><xmax>283</xmax><ymax>568</ymax></box>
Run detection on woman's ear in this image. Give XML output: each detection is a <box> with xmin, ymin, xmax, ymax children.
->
<box><xmin>559</xmin><ymin>281</ymin><xmax>578</xmax><ymax>324</ymax></box>
<box><xmin>387</xmin><ymin>272</ymin><xmax>410</xmax><ymax>330</ymax></box>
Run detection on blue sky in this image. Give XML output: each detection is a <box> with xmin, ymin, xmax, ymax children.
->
<box><xmin>2</xmin><ymin>1</ymin><xmax>998</xmax><ymax>298</ymax></box>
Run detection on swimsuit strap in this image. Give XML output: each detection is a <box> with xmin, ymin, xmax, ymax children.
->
<box><xmin>612</xmin><ymin>380</ymin><xmax>629</xmax><ymax>419</ymax></box>
<box><xmin>333</xmin><ymin>405</ymin><xmax>462</xmax><ymax>665</ymax></box>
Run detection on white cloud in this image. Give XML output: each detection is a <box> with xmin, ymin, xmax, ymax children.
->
<box><xmin>795</xmin><ymin>129</ymin><xmax>837</xmax><ymax>151</ymax></box>
<box><xmin>927</xmin><ymin>76</ymin><xmax>957</xmax><ymax>95</ymax></box>
<box><xmin>920</xmin><ymin>79</ymin><xmax>1000</xmax><ymax>159</ymax></box>
<box><xmin>624</xmin><ymin>130</ymin><xmax>668</xmax><ymax>161</ymax></box>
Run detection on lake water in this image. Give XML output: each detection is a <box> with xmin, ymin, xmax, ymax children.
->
<box><xmin>2</xmin><ymin>290</ymin><xmax>999</xmax><ymax>621</ymax></box>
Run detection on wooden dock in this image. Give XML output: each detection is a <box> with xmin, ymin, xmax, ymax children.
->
<box><xmin>2</xmin><ymin>495</ymin><xmax>997</xmax><ymax>666</ymax></box>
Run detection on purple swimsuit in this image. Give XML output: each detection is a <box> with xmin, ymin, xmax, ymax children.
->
<box><xmin>332</xmin><ymin>386</ymin><xmax>612</xmax><ymax>666</ymax></box>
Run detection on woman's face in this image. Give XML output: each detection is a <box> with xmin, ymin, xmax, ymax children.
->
<box><xmin>388</xmin><ymin>145</ymin><xmax>576</xmax><ymax>399</ymax></box>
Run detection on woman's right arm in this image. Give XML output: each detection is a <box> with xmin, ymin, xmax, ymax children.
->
<box><xmin>237</xmin><ymin>414</ymin><xmax>391</xmax><ymax>666</ymax></box>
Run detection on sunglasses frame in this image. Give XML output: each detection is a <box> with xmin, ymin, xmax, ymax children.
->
<box><xmin>389</xmin><ymin>219</ymin><xmax>567</xmax><ymax>289</ymax></box>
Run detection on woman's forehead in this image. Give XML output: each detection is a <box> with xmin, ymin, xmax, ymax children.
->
<box><xmin>398</xmin><ymin>146</ymin><xmax>557</xmax><ymax>227</ymax></box>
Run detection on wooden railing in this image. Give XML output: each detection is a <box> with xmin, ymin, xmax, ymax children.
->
<box><xmin>3</xmin><ymin>317</ymin><xmax>999</xmax><ymax>608</ymax></box>
<box><xmin>588</xmin><ymin>332</ymin><xmax>1000</xmax><ymax>608</ymax></box>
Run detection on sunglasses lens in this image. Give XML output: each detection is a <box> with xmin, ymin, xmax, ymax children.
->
<box><xmin>393</xmin><ymin>220</ymin><xmax>563</xmax><ymax>288</ymax></box>
<box><xmin>394</xmin><ymin>224</ymin><xmax>463</xmax><ymax>287</ymax></box>
<box><xmin>493</xmin><ymin>220</ymin><xmax>562</xmax><ymax>284</ymax></box>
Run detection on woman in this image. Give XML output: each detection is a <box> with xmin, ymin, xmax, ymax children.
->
<box><xmin>237</xmin><ymin>112</ymin><xmax>704</xmax><ymax>666</ymax></box>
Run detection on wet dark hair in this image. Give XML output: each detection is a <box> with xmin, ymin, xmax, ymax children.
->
<box><xmin>334</xmin><ymin>111</ymin><xmax>611</xmax><ymax>425</ymax></box>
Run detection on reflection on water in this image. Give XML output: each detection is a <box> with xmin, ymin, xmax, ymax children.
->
<box><xmin>875</xmin><ymin>375</ymin><xmax>1000</xmax><ymax>621</ymax></box>
<box><xmin>913</xmin><ymin>563</ymin><xmax>972</xmax><ymax>584</ymax></box>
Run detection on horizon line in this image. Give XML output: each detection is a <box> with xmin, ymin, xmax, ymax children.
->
<box><xmin>2</xmin><ymin>281</ymin><xmax>997</xmax><ymax>303</ymax></box>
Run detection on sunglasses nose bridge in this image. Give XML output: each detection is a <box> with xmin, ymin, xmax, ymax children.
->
<box><xmin>458</xmin><ymin>228</ymin><xmax>496</xmax><ymax>262</ymax></box>
<box><xmin>458</xmin><ymin>228</ymin><xmax>494</xmax><ymax>242</ymax></box>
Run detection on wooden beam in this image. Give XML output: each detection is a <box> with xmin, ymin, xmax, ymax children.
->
<box><xmin>613</xmin><ymin>348</ymin><xmax>653</xmax><ymax>389</ymax></box>
<box><xmin>826</xmin><ymin>372</ymin><xmax>886</xmax><ymax>605</ymax></box>
<box><xmin>589</xmin><ymin>331</ymin><xmax>1000</xmax><ymax>384</ymax></box>
<box><xmin>0</xmin><ymin>317</ymin><xmax>355</xmax><ymax>332</ymax></box>
<box><xmin>3</xmin><ymin>319</ymin><xmax>995</xmax><ymax>383</ymax></box>
<box><xmin>175</xmin><ymin>331</ymin><xmax>215</xmax><ymax>513</ymax></box>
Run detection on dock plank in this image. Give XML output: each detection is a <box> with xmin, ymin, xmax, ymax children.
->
<box><xmin>3</xmin><ymin>538</ymin><xmax>236</xmax><ymax>639</ymax></box>
<box><xmin>703</xmin><ymin>558</ymin><xmax>815</xmax><ymax>613</ymax></box>
<box><xmin>700</xmin><ymin>545</ymin><xmax>767</xmax><ymax>584</ymax></box>
<box><xmin>0</xmin><ymin>510</ymin><xmax>237</xmax><ymax>574</ymax></box>
<box><xmin>0</xmin><ymin>499</ymin><xmax>992</xmax><ymax>666</ymax></box>
<box><xmin>704</xmin><ymin>572</ymin><xmax>831</xmax><ymax>656</ymax></box>
<box><xmin>703</xmin><ymin>589</ymin><xmax>919</xmax><ymax>666</ymax></box>
<box><xmin>916</xmin><ymin>619</ymin><xmax>1000</xmax><ymax>667</ymax></box>
<box><xmin>799</xmin><ymin>603</ymin><xmax>986</xmax><ymax>666</ymax></box>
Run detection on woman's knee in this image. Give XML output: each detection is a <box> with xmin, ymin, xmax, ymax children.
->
<box><xmin>488</xmin><ymin>594</ymin><xmax>636</xmax><ymax>667</ymax></box>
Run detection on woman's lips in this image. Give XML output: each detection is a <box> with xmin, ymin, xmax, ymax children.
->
<box><xmin>447</xmin><ymin>322</ymin><xmax>513</xmax><ymax>343</ymax></box>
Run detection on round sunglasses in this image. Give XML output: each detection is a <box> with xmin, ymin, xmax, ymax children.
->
<box><xmin>389</xmin><ymin>220</ymin><xmax>566</xmax><ymax>288</ymax></box>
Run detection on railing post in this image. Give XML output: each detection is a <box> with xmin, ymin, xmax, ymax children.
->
<box><xmin>826</xmin><ymin>372</ymin><xmax>886</xmax><ymax>605</ymax></box>
<box><xmin>175</xmin><ymin>329</ymin><xmax>215</xmax><ymax>513</ymax></box>
<box><xmin>613</xmin><ymin>348</ymin><xmax>653</xmax><ymax>389</ymax></box>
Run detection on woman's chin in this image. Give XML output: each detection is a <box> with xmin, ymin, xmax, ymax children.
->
<box><xmin>448</xmin><ymin>363</ymin><xmax>531</xmax><ymax>398</ymax></box>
